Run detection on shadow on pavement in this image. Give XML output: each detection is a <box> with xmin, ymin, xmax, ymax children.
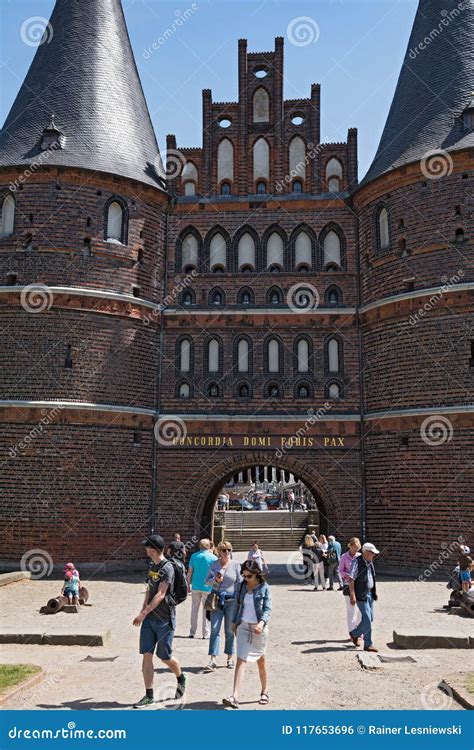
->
<box><xmin>301</xmin><ymin>645</ymin><xmax>355</xmax><ymax>654</ymax></box>
<box><xmin>182</xmin><ymin>700</ymin><xmax>226</xmax><ymax>710</ymax></box>
<box><xmin>292</xmin><ymin>639</ymin><xmax>349</xmax><ymax>645</ymax></box>
<box><xmin>38</xmin><ymin>699</ymin><xmax>132</xmax><ymax>710</ymax></box>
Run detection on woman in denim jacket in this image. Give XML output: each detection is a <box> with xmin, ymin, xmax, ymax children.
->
<box><xmin>222</xmin><ymin>560</ymin><xmax>272</xmax><ymax>709</ymax></box>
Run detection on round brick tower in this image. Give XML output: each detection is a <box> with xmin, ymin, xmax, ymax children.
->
<box><xmin>0</xmin><ymin>0</ymin><xmax>168</xmax><ymax>570</ymax></box>
<box><xmin>353</xmin><ymin>0</ymin><xmax>474</xmax><ymax>570</ymax></box>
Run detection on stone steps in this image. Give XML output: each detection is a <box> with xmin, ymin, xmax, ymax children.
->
<box><xmin>223</xmin><ymin>529</ymin><xmax>306</xmax><ymax>552</ymax></box>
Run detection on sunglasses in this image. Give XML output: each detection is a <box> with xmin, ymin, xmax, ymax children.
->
<box><xmin>242</xmin><ymin>573</ymin><xmax>256</xmax><ymax>580</ymax></box>
<box><xmin>220</xmin><ymin>548</ymin><xmax>231</xmax><ymax>553</ymax></box>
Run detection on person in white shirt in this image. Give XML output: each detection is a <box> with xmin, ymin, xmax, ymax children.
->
<box><xmin>247</xmin><ymin>541</ymin><xmax>269</xmax><ymax>573</ymax></box>
<box><xmin>222</xmin><ymin>561</ymin><xmax>272</xmax><ymax>710</ymax></box>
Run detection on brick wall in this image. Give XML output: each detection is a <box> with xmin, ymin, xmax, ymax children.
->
<box><xmin>2</xmin><ymin>423</ymin><xmax>154</xmax><ymax>563</ymax></box>
<box><xmin>0</xmin><ymin>307</ymin><xmax>159</xmax><ymax>407</ymax></box>
<box><xmin>357</xmin><ymin>166</ymin><xmax>474</xmax><ymax>304</ymax></box>
<box><xmin>365</xmin><ymin>424</ymin><xmax>473</xmax><ymax>569</ymax></box>
<box><xmin>0</xmin><ymin>169</ymin><xmax>167</xmax><ymax>302</ymax></box>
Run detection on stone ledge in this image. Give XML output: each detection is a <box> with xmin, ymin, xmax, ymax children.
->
<box><xmin>0</xmin><ymin>667</ymin><xmax>44</xmax><ymax>706</ymax></box>
<box><xmin>0</xmin><ymin>571</ymin><xmax>31</xmax><ymax>587</ymax></box>
<box><xmin>439</xmin><ymin>673</ymin><xmax>474</xmax><ymax>710</ymax></box>
<box><xmin>393</xmin><ymin>630</ymin><xmax>473</xmax><ymax>649</ymax></box>
<box><xmin>0</xmin><ymin>630</ymin><xmax>110</xmax><ymax>647</ymax></box>
<box><xmin>357</xmin><ymin>651</ymin><xmax>381</xmax><ymax>670</ymax></box>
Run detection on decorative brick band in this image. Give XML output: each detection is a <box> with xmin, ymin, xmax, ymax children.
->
<box><xmin>0</xmin><ymin>285</ymin><xmax>160</xmax><ymax>322</ymax></box>
<box><xmin>1</xmin><ymin>402</ymin><xmax>472</xmax><ymax>423</ymax></box>
<box><xmin>359</xmin><ymin>282</ymin><xmax>474</xmax><ymax>315</ymax></box>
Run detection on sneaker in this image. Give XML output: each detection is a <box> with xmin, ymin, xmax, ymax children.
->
<box><xmin>203</xmin><ymin>660</ymin><xmax>217</xmax><ymax>673</ymax></box>
<box><xmin>188</xmin><ymin>634</ymin><xmax>194</xmax><ymax>639</ymax></box>
<box><xmin>175</xmin><ymin>673</ymin><xmax>187</xmax><ymax>699</ymax></box>
<box><xmin>133</xmin><ymin>695</ymin><xmax>155</xmax><ymax>709</ymax></box>
<box><xmin>222</xmin><ymin>696</ymin><xmax>239</xmax><ymax>709</ymax></box>
<box><xmin>227</xmin><ymin>659</ymin><xmax>235</xmax><ymax>669</ymax></box>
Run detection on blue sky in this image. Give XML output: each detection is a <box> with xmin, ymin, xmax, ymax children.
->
<box><xmin>0</xmin><ymin>0</ymin><xmax>418</xmax><ymax>179</ymax></box>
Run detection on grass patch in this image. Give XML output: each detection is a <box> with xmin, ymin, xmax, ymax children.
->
<box><xmin>465</xmin><ymin>673</ymin><xmax>474</xmax><ymax>695</ymax></box>
<box><xmin>0</xmin><ymin>664</ymin><xmax>41</xmax><ymax>695</ymax></box>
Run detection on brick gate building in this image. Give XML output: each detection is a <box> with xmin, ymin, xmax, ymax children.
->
<box><xmin>0</xmin><ymin>0</ymin><xmax>472</xmax><ymax>572</ymax></box>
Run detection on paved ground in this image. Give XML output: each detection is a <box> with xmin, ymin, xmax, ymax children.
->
<box><xmin>1</xmin><ymin>558</ymin><xmax>473</xmax><ymax>711</ymax></box>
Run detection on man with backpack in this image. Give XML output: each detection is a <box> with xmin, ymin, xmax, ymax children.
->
<box><xmin>327</xmin><ymin>535</ymin><xmax>343</xmax><ymax>591</ymax></box>
<box><xmin>132</xmin><ymin>534</ymin><xmax>187</xmax><ymax>707</ymax></box>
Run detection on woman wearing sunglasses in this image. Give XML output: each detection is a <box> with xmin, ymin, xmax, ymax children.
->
<box><xmin>222</xmin><ymin>560</ymin><xmax>272</xmax><ymax>709</ymax></box>
<box><xmin>203</xmin><ymin>541</ymin><xmax>242</xmax><ymax>673</ymax></box>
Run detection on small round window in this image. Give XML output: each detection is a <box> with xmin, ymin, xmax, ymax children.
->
<box><xmin>218</xmin><ymin>118</ymin><xmax>232</xmax><ymax>128</ymax></box>
<box><xmin>254</xmin><ymin>67</ymin><xmax>268</xmax><ymax>79</ymax></box>
<box><xmin>291</xmin><ymin>114</ymin><xmax>305</xmax><ymax>126</ymax></box>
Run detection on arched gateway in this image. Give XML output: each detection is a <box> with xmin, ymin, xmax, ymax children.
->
<box><xmin>154</xmin><ymin>450</ymin><xmax>358</xmax><ymax>552</ymax></box>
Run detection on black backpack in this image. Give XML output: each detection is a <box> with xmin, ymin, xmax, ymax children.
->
<box><xmin>327</xmin><ymin>545</ymin><xmax>338</xmax><ymax>564</ymax></box>
<box><xmin>166</xmin><ymin>559</ymin><xmax>188</xmax><ymax>605</ymax></box>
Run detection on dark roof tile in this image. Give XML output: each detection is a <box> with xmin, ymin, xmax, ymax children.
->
<box><xmin>362</xmin><ymin>0</ymin><xmax>474</xmax><ymax>185</ymax></box>
<box><xmin>0</xmin><ymin>0</ymin><xmax>166</xmax><ymax>190</ymax></box>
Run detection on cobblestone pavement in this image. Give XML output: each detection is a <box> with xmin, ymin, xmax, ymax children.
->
<box><xmin>1</xmin><ymin>570</ymin><xmax>472</xmax><ymax>711</ymax></box>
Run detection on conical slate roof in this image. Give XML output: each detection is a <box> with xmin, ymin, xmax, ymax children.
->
<box><xmin>363</xmin><ymin>0</ymin><xmax>474</xmax><ymax>185</ymax></box>
<box><xmin>0</xmin><ymin>0</ymin><xmax>165</xmax><ymax>190</ymax></box>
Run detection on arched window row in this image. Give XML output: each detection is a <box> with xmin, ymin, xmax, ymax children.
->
<box><xmin>176</xmin><ymin>224</ymin><xmax>348</xmax><ymax>273</ymax></box>
<box><xmin>182</xmin><ymin>133</ymin><xmax>344</xmax><ymax>196</ymax></box>
<box><xmin>176</xmin><ymin>378</ymin><xmax>345</xmax><ymax>400</ymax></box>
<box><xmin>175</xmin><ymin>336</ymin><xmax>344</xmax><ymax>378</ymax></box>
<box><xmin>179</xmin><ymin>284</ymin><xmax>344</xmax><ymax>309</ymax></box>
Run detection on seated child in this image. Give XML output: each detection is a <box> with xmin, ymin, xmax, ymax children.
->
<box><xmin>62</xmin><ymin>562</ymin><xmax>80</xmax><ymax>604</ymax></box>
<box><xmin>459</xmin><ymin>557</ymin><xmax>473</xmax><ymax>594</ymax></box>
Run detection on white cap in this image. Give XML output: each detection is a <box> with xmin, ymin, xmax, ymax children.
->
<box><xmin>362</xmin><ymin>542</ymin><xmax>380</xmax><ymax>554</ymax></box>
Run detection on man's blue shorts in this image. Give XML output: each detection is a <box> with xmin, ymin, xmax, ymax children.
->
<box><xmin>139</xmin><ymin>615</ymin><xmax>175</xmax><ymax>660</ymax></box>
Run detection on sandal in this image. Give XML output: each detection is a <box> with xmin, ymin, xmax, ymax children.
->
<box><xmin>259</xmin><ymin>692</ymin><xmax>269</xmax><ymax>705</ymax></box>
<box><xmin>223</xmin><ymin>696</ymin><xmax>239</xmax><ymax>709</ymax></box>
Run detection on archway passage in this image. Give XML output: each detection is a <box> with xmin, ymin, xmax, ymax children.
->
<box><xmin>201</xmin><ymin>461</ymin><xmax>329</xmax><ymax>551</ymax></box>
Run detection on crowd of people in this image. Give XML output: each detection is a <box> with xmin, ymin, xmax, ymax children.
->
<box><xmin>129</xmin><ymin>533</ymin><xmax>472</xmax><ymax>710</ymax></box>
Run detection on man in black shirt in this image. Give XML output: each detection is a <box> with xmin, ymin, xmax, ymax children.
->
<box><xmin>132</xmin><ymin>534</ymin><xmax>186</xmax><ymax>708</ymax></box>
<box><xmin>167</xmin><ymin>532</ymin><xmax>186</xmax><ymax>563</ymax></box>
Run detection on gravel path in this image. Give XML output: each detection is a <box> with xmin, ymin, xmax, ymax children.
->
<box><xmin>1</xmin><ymin>575</ymin><xmax>472</xmax><ymax>711</ymax></box>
